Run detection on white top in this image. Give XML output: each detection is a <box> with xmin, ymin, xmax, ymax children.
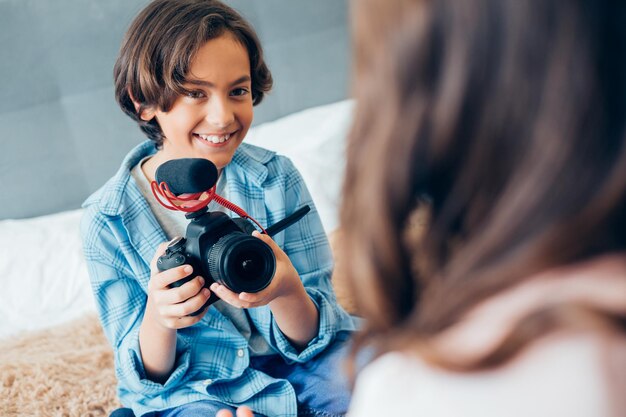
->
<box><xmin>348</xmin><ymin>256</ymin><xmax>626</xmax><ymax>417</ymax></box>
<box><xmin>349</xmin><ymin>336</ymin><xmax>614</xmax><ymax>417</ymax></box>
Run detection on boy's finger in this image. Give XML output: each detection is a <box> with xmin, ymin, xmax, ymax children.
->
<box><xmin>160</xmin><ymin>276</ymin><xmax>206</xmax><ymax>304</ymax></box>
<box><xmin>252</xmin><ymin>230</ymin><xmax>276</xmax><ymax>247</ymax></box>
<box><xmin>163</xmin><ymin>309</ymin><xmax>207</xmax><ymax>329</ymax></box>
<box><xmin>161</xmin><ymin>288</ymin><xmax>211</xmax><ymax>318</ymax></box>
<box><xmin>252</xmin><ymin>231</ymin><xmax>286</xmax><ymax>259</ymax></box>
<box><xmin>210</xmin><ymin>283</ymin><xmax>245</xmax><ymax>308</ymax></box>
<box><xmin>238</xmin><ymin>291</ymin><xmax>266</xmax><ymax>305</ymax></box>
<box><xmin>153</xmin><ymin>264</ymin><xmax>194</xmax><ymax>289</ymax></box>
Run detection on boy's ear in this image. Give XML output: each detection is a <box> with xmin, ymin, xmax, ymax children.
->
<box><xmin>138</xmin><ymin>106</ymin><xmax>156</xmax><ymax>121</ymax></box>
<box><xmin>128</xmin><ymin>89</ymin><xmax>156</xmax><ymax>121</ymax></box>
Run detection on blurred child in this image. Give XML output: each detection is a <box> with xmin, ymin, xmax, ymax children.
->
<box><xmin>341</xmin><ymin>0</ymin><xmax>626</xmax><ymax>416</ymax></box>
<box><xmin>81</xmin><ymin>1</ymin><xmax>356</xmax><ymax>416</ymax></box>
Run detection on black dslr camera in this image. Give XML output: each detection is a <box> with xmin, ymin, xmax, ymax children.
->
<box><xmin>157</xmin><ymin>208</ymin><xmax>275</xmax><ymax>303</ymax></box>
<box><xmin>154</xmin><ymin>158</ymin><xmax>310</xmax><ymax>313</ymax></box>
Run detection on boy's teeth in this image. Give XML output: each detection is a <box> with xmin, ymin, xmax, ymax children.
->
<box><xmin>198</xmin><ymin>133</ymin><xmax>231</xmax><ymax>143</ymax></box>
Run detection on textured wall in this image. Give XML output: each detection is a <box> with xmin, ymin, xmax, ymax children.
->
<box><xmin>0</xmin><ymin>0</ymin><xmax>350</xmax><ymax>219</ymax></box>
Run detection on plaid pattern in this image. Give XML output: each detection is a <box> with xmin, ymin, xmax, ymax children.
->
<box><xmin>81</xmin><ymin>141</ymin><xmax>356</xmax><ymax>417</ymax></box>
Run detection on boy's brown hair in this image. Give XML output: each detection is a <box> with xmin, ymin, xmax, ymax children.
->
<box><xmin>114</xmin><ymin>0</ymin><xmax>273</xmax><ymax>147</ymax></box>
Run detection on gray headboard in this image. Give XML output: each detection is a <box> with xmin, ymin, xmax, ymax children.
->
<box><xmin>0</xmin><ymin>0</ymin><xmax>350</xmax><ymax>220</ymax></box>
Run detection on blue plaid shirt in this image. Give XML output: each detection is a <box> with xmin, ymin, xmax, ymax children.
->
<box><xmin>81</xmin><ymin>141</ymin><xmax>356</xmax><ymax>417</ymax></box>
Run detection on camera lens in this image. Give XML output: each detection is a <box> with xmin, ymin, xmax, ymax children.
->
<box><xmin>207</xmin><ymin>233</ymin><xmax>276</xmax><ymax>293</ymax></box>
<box><xmin>234</xmin><ymin>251</ymin><xmax>265</xmax><ymax>281</ymax></box>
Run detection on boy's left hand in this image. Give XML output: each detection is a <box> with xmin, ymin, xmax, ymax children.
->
<box><xmin>209</xmin><ymin>231</ymin><xmax>302</xmax><ymax>308</ymax></box>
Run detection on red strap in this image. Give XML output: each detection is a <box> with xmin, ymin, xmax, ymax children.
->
<box><xmin>150</xmin><ymin>181</ymin><xmax>267</xmax><ymax>233</ymax></box>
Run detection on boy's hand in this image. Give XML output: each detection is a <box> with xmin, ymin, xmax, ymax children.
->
<box><xmin>147</xmin><ymin>242</ymin><xmax>212</xmax><ymax>329</ymax></box>
<box><xmin>209</xmin><ymin>231</ymin><xmax>303</xmax><ymax>309</ymax></box>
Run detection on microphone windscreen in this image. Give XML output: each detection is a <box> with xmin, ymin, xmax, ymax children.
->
<box><xmin>155</xmin><ymin>158</ymin><xmax>218</xmax><ymax>195</ymax></box>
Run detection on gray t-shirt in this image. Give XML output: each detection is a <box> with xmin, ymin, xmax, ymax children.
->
<box><xmin>131</xmin><ymin>157</ymin><xmax>274</xmax><ymax>356</ymax></box>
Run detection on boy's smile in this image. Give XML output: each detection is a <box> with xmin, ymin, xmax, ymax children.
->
<box><xmin>193</xmin><ymin>132</ymin><xmax>234</xmax><ymax>146</ymax></box>
<box><xmin>141</xmin><ymin>31</ymin><xmax>254</xmax><ymax>177</ymax></box>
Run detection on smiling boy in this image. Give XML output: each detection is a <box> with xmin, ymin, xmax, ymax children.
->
<box><xmin>81</xmin><ymin>1</ymin><xmax>356</xmax><ymax>416</ymax></box>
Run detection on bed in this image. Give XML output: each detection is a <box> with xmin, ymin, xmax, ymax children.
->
<box><xmin>0</xmin><ymin>99</ymin><xmax>355</xmax><ymax>341</ymax></box>
<box><xmin>0</xmin><ymin>1</ymin><xmax>355</xmax><ymax>415</ymax></box>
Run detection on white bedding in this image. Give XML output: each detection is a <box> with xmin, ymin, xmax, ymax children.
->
<box><xmin>0</xmin><ymin>100</ymin><xmax>354</xmax><ymax>340</ymax></box>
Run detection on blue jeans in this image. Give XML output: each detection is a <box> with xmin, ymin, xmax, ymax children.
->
<box><xmin>157</xmin><ymin>332</ymin><xmax>352</xmax><ymax>417</ymax></box>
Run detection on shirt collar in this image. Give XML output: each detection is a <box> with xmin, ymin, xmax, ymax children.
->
<box><xmin>230</xmin><ymin>142</ymin><xmax>275</xmax><ymax>185</ymax></box>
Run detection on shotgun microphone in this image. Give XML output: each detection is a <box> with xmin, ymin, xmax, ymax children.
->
<box><xmin>155</xmin><ymin>158</ymin><xmax>218</xmax><ymax>195</ymax></box>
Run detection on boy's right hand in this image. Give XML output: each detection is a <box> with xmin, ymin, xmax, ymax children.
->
<box><xmin>146</xmin><ymin>242</ymin><xmax>212</xmax><ymax>329</ymax></box>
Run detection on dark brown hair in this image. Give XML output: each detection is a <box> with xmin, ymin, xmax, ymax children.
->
<box><xmin>114</xmin><ymin>0</ymin><xmax>273</xmax><ymax>147</ymax></box>
<box><xmin>343</xmin><ymin>0</ymin><xmax>626</xmax><ymax>369</ymax></box>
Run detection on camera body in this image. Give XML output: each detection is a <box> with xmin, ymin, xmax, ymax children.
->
<box><xmin>157</xmin><ymin>207</ymin><xmax>276</xmax><ymax>313</ymax></box>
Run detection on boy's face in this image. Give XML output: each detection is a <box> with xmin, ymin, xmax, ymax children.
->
<box><xmin>142</xmin><ymin>32</ymin><xmax>253</xmax><ymax>172</ymax></box>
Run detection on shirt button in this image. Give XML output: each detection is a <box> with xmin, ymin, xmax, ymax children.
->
<box><xmin>237</xmin><ymin>349</ymin><xmax>245</xmax><ymax>357</ymax></box>
<box><xmin>203</xmin><ymin>379</ymin><xmax>213</xmax><ymax>386</ymax></box>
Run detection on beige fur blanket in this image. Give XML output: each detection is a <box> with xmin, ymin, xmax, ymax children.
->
<box><xmin>0</xmin><ymin>314</ymin><xmax>121</xmax><ymax>417</ymax></box>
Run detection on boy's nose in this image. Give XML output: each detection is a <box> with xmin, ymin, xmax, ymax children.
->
<box><xmin>205</xmin><ymin>97</ymin><xmax>235</xmax><ymax>128</ymax></box>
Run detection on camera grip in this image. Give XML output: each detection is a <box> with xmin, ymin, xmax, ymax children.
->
<box><xmin>156</xmin><ymin>250</ymin><xmax>195</xmax><ymax>288</ymax></box>
<box><xmin>156</xmin><ymin>238</ymin><xmax>219</xmax><ymax>315</ymax></box>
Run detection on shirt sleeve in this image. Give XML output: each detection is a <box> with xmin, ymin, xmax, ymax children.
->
<box><xmin>265</xmin><ymin>158</ymin><xmax>356</xmax><ymax>362</ymax></box>
<box><xmin>80</xmin><ymin>206</ymin><xmax>192</xmax><ymax>397</ymax></box>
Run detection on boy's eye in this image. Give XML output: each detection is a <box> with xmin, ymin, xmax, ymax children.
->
<box><xmin>230</xmin><ymin>88</ymin><xmax>249</xmax><ymax>97</ymax></box>
<box><xmin>185</xmin><ymin>90</ymin><xmax>205</xmax><ymax>99</ymax></box>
